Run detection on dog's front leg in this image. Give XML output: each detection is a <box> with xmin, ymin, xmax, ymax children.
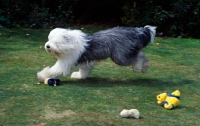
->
<box><xmin>71</xmin><ymin>67</ymin><xmax>91</xmax><ymax>79</ymax></box>
<box><xmin>37</xmin><ymin>61</ymin><xmax>70</xmax><ymax>82</ymax></box>
<box><xmin>37</xmin><ymin>67</ymin><xmax>53</xmax><ymax>82</ymax></box>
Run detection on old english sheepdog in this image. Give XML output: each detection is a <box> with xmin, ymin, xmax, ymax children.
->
<box><xmin>37</xmin><ymin>26</ymin><xmax>156</xmax><ymax>82</ymax></box>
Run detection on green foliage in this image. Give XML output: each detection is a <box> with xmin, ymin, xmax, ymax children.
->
<box><xmin>0</xmin><ymin>0</ymin><xmax>78</xmax><ymax>28</ymax></box>
<box><xmin>0</xmin><ymin>27</ymin><xmax>200</xmax><ymax>125</ymax></box>
<box><xmin>122</xmin><ymin>0</ymin><xmax>200</xmax><ymax>38</ymax></box>
<box><xmin>0</xmin><ymin>0</ymin><xmax>200</xmax><ymax>38</ymax></box>
<box><xmin>0</xmin><ymin>9</ymin><xmax>11</xmax><ymax>27</ymax></box>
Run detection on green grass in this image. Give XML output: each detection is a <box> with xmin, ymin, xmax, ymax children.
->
<box><xmin>0</xmin><ymin>27</ymin><xmax>200</xmax><ymax>126</ymax></box>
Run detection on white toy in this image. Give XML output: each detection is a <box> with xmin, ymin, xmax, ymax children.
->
<box><xmin>120</xmin><ymin>109</ymin><xmax>140</xmax><ymax>119</ymax></box>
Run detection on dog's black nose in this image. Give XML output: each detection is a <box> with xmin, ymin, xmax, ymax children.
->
<box><xmin>46</xmin><ymin>45</ymin><xmax>50</xmax><ymax>49</ymax></box>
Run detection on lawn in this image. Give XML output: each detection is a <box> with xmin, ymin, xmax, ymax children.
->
<box><xmin>0</xmin><ymin>26</ymin><xmax>200</xmax><ymax>126</ymax></box>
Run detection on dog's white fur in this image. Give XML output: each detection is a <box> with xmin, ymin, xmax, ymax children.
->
<box><xmin>37</xmin><ymin>26</ymin><xmax>156</xmax><ymax>82</ymax></box>
<box><xmin>37</xmin><ymin>28</ymin><xmax>94</xmax><ymax>81</ymax></box>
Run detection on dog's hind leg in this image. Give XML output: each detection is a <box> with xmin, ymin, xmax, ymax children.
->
<box><xmin>132</xmin><ymin>51</ymin><xmax>149</xmax><ymax>73</ymax></box>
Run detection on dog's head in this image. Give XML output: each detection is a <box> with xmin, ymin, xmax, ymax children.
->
<box><xmin>44</xmin><ymin>28</ymin><xmax>87</xmax><ymax>58</ymax></box>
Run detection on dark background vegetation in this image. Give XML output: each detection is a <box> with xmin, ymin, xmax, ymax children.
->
<box><xmin>0</xmin><ymin>0</ymin><xmax>200</xmax><ymax>38</ymax></box>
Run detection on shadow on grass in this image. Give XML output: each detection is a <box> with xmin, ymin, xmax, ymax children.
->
<box><xmin>61</xmin><ymin>77</ymin><xmax>194</xmax><ymax>88</ymax></box>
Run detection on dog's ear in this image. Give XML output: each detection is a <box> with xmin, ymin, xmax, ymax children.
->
<box><xmin>63</xmin><ymin>30</ymin><xmax>82</xmax><ymax>44</ymax></box>
<box><xmin>59</xmin><ymin>29</ymin><xmax>87</xmax><ymax>52</ymax></box>
<box><xmin>62</xmin><ymin>36</ymin><xmax>75</xmax><ymax>49</ymax></box>
<box><xmin>63</xmin><ymin>36</ymin><xmax>70</xmax><ymax>43</ymax></box>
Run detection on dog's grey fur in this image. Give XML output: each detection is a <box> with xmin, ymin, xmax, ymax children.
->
<box><xmin>77</xmin><ymin>26</ymin><xmax>156</xmax><ymax>66</ymax></box>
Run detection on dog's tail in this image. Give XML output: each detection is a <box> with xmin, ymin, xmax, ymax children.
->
<box><xmin>144</xmin><ymin>25</ymin><xmax>157</xmax><ymax>43</ymax></box>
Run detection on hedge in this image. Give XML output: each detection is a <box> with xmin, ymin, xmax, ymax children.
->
<box><xmin>0</xmin><ymin>0</ymin><xmax>199</xmax><ymax>38</ymax></box>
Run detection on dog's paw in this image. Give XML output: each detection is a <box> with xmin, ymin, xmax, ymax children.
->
<box><xmin>70</xmin><ymin>71</ymin><xmax>87</xmax><ymax>79</ymax></box>
<box><xmin>70</xmin><ymin>72</ymin><xmax>82</xmax><ymax>79</ymax></box>
<box><xmin>37</xmin><ymin>72</ymin><xmax>46</xmax><ymax>82</ymax></box>
<box><xmin>133</xmin><ymin>64</ymin><xmax>142</xmax><ymax>73</ymax></box>
<box><xmin>141</xmin><ymin>60</ymin><xmax>149</xmax><ymax>73</ymax></box>
<box><xmin>133</xmin><ymin>59</ymin><xmax>149</xmax><ymax>73</ymax></box>
<box><xmin>37</xmin><ymin>67</ymin><xmax>50</xmax><ymax>82</ymax></box>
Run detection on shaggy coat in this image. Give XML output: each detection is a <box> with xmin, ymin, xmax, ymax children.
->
<box><xmin>37</xmin><ymin>26</ymin><xmax>156</xmax><ymax>82</ymax></box>
<box><xmin>78</xmin><ymin>27</ymin><xmax>153</xmax><ymax>66</ymax></box>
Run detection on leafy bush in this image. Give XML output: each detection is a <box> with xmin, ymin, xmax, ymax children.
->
<box><xmin>122</xmin><ymin>0</ymin><xmax>200</xmax><ymax>38</ymax></box>
<box><xmin>0</xmin><ymin>9</ymin><xmax>11</xmax><ymax>27</ymax></box>
<box><xmin>0</xmin><ymin>0</ymin><xmax>78</xmax><ymax>28</ymax></box>
<box><xmin>0</xmin><ymin>0</ymin><xmax>199</xmax><ymax>38</ymax></box>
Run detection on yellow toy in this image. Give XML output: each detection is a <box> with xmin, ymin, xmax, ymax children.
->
<box><xmin>156</xmin><ymin>90</ymin><xmax>180</xmax><ymax>109</ymax></box>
